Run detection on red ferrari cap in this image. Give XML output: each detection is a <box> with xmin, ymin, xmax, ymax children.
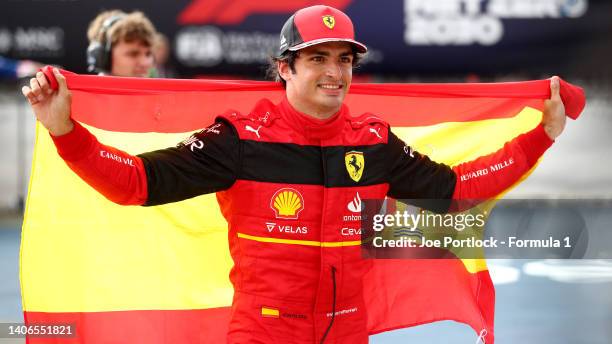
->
<box><xmin>277</xmin><ymin>5</ymin><xmax>367</xmax><ymax>57</ymax></box>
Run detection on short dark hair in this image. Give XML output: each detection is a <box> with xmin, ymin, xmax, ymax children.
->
<box><xmin>266</xmin><ymin>47</ymin><xmax>364</xmax><ymax>88</ymax></box>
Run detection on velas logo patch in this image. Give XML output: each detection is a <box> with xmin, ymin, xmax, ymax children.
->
<box><xmin>345</xmin><ymin>151</ymin><xmax>364</xmax><ymax>182</ymax></box>
<box><xmin>322</xmin><ymin>15</ymin><xmax>335</xmax><ymax>29</ymax></box>
<box><xmin>270</xmin><ymin>188</ymin><xmax>304</xmax><ymax>219</ymax></box>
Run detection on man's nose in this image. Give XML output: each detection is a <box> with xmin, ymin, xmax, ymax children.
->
<box><xmin>325</xmin><ymin>62</ymin><xmax>342</xmax><ymax>79</ymax></box>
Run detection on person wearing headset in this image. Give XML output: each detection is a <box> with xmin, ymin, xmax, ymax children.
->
<box><xmin>86</xmin><ymin>10</ymin><xmax>157</xmax><ymax>77</ymax></box>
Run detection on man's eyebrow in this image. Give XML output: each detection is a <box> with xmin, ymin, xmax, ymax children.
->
<box><xmin>305</xmin><ymin>50</ymin><xmax>353</xmax><ymax>56</ymax></box>
<box><xmin>306</xmin><ymin>50</ymin><xmax>330</xmax><ymax>56</ymax></box>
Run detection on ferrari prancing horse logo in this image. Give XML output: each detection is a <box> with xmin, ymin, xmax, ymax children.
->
<box><xmin>322</xmin><ymin>15</ymin><xmax>335</xmax><ymax>29</ymax></box>
<box><xmin>345</xmin><ymin>151</ymin><xmax>364</xmax><ymax>182</ymax></box>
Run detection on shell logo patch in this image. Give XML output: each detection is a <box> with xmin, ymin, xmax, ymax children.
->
<box><xmin>345</xmin><ymin>151</ymin><xmax>364</xmax><ymax>182</ymax></box>
<box><xmin>271</xmin><ymin>188</ymin><xmax>304</xmax><ymax>219</ymax></box>
<box><xmin>322</xmin><ymin>15</ymin><xmax>335</xmax><ymax>29</ymax></box>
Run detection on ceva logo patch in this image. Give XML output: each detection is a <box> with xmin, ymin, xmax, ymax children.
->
<box><xmin>178</xmin><ymin>0</ymin><xmax>353</xmax><ymax>25</ymax></box>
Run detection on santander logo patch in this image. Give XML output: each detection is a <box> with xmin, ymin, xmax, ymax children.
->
<box><xmin>347</xmin><ymin>192</ymin><xmax>362</xmax><ymax>213</ymax></box>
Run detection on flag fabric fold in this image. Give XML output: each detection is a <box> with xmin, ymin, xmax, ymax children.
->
<box><xmin>21</xmin><ymin>68</ymin><xmax>585</xmax><ymax>343</ymax></box>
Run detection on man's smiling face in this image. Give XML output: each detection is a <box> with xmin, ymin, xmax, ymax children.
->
<box><xmin>280</xmin><ymin>41</ymin><xmax>354</xmax><ymax>119</ymax></box>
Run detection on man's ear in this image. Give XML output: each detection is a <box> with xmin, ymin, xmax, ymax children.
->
<box><xmin>277</xmin><ymin>60</ymin><xmax>291</xmax><ymax>82</ymax></box>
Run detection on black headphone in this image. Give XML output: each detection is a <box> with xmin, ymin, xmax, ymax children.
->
<box><xmin>86</xmin><ymin>14</ymin><xmax>126</xmax><ymax>74</ymax></box>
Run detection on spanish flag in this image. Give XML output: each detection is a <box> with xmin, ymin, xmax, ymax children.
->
<box><xmin>21</xmin><ymin>69</ymin><xmax>584</xmax><ymax>343</ymax></box>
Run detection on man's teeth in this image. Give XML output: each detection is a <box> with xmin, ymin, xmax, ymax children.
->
<box><xmin>320</xmin><ymin>85</ymin><xmax>342</xmax><ymax>89</ymax></box>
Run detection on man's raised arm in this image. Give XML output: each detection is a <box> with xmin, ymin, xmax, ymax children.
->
<box><xmin>387</xmin><ymin>77</ymin><xmax>567</xmax><ymax>202</ymax></box>
<box><xmin>21</xmin><ymin>68</ymin><xmax>239</xmax><ymax>206</ymax></box>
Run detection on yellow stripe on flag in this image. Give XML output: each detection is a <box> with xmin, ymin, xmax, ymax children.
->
<box><xmin>21</xmin><ymin>124</ymin><xmax>234</xmax><ymax>312</ymax></box>
<box><xmin>392</xmin><ymin>106</ymin><xmax>542</xmax><ymax>165</ymax></box>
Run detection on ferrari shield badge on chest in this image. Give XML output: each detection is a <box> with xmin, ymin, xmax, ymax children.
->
<box><xmin>345</xmin><ymin>151</ymin><xmax>364</xmax><ymax>182</ymax></box>
<box><xmin>322</xmin><ymin>15</ymin><xmax>335</xmax><ymax>29</ymax></box>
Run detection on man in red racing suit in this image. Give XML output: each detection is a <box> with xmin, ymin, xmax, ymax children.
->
<box><xmin>22</xmin><ymin>5</ymin><xmax>567</xmax><ymax>344</ymax></box>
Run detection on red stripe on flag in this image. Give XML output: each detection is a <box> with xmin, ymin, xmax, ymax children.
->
<box><xmin>364</xmin><ymin>260</ymin><xmax>494</xmax><ymax>342</ymax></box>
<box><xmin>38</xmin><ymin>68</ymin><xmax>584</xmax><ymax>133</ymax></box>
<box><xmin>23</xmin><ymin>307</ymin><xmax>231</xmax><ymax>344</ymax></box>
<box><xmin>70</xmin><ymin>90</ymin><xmax>544</xmax><ymax>133</ymax></box>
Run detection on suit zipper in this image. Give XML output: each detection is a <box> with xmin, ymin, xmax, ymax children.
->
<box><xmin>319</xmin><ymin>266</ymin><xmax>337</xmax><ymax>344</ymax></box>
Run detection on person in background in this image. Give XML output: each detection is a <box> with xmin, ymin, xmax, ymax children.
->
<box><xmin>151</xmin><ymin>33</ymin><xmax>176</xmax><ymax>78</ymax></box>
<box><xmin>86</xmin><ymin>10</ymin><xmax>157</xmax><ymax>78</ymax></box>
